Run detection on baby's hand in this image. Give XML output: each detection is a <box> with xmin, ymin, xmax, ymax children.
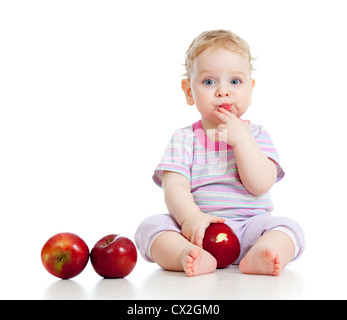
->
<box><xmin>213</xmin><ymin>108</ymin><xmax>252</xmax><ymax>147</ymax></box>
<box><xmin>181</xmin><ymin>212</ymin><xmax>225</xmax><ymax>248</ymax></box>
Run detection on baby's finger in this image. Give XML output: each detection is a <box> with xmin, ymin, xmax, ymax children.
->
<box><xmin>194</xmin><ymin>231</ymin><xmax>204</xmax><ymax>248</ymax></box>
<box><xmin>211</xmin><ymin>216</ymin><xmax>226</xmax><ymax>224</ymax></box>
<box><xmin>218</xmin><ymin>107</ymin><xmax>237</xmax><ymax>119</ymax></box>
<box><xmin>214</xmin><ymin>110</ymin><xmax>229</xmax><ymax>123</ymax></box>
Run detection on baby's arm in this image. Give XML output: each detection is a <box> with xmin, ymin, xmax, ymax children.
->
<box><xmin>234</xmin><ymin>136</ymin><xmax>277</xmax><ymax>195</ymax></box>
<box><xmin>215</xmin><ymin>108</ymin><xmax>277</xmax><ymax>195</ymax></box>
<box><xmin>162</xmin><ymin>171</ymin><xmax>225</xmax><ymax>248</ymax></box>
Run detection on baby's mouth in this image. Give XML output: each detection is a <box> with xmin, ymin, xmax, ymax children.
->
<box><xmin>219</xmin><ymin>103</ymin><xmax>233</xmax><ymax>111</ymax></box>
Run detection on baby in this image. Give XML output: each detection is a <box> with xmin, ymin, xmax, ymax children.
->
<box><xmin>135</xmin><ymin>30</ymin><xmax>305</xmax><ymax>277</ymax></box>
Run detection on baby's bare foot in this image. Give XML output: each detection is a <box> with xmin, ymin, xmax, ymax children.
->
<box><xmin>181</xmin><ymin>246</ymin><xmax>217</xmax><ymax>277</ymax></box>
<box><xmin>239</xmin><ymin>246</ymin><xmax>283</xmax><ymax>276</ymax></box>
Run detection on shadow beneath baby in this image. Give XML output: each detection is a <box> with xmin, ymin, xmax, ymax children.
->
<box><xmin>136</xmin><ymin>264</ymin><xmax>305</xmax><ymax>299</ymax></box>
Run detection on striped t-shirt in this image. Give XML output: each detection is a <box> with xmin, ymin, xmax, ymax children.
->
<box><xmin>153</xmin><ymin>120</ymin><xmax>284</xmax><ymax>219</ymax></box>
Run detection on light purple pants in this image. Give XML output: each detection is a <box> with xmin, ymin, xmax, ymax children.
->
<box><xmin>135</xmin><ymin>213</ymin><xmax>305</xmax><ymax>265</ymax></box>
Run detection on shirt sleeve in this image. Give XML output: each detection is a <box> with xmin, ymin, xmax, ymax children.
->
<box><xmin>152</xmin><ymin>128</ymin><xmax>194</xmax><ymax>188</ymax></box>
<box><xmin>251</xmin><ymin>124</ymin><xmax>285</xmax><ymax>183</ymax></box>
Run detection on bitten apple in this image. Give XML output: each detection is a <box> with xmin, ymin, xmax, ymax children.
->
<box><xmin>202</xmin><ymin>223</ymin><xmax>240</xmax><ymax>268</ymax></box>
<box><xmin>41</xmin><ymin>232</ymin><xmax>90</xmax><ymax>279</ymax></box>
<box><xmin>90</xmin><ymin>234</ymin><xmax>137</xmax><ymax>278</ymax></box>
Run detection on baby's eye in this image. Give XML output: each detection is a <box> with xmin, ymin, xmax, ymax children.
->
<box><xmin>203</xmin><ymin>79</ymin><xmax>215</xmax><ymax>86</ymax></box>
<box><xmin>230</xmin><ymin>79</ymin><xmax>241</xmax><ymax>85</ymax></box>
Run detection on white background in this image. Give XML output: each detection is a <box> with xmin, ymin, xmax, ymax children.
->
<box><xmin>1</xmin><ymin>0</ymin><xmax>347</xmax><ymax>299</ymax></box>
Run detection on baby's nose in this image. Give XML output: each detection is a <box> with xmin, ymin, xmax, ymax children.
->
<box><xmin>216</xmin><ymin>87</ymin><xmax>230</xmax><ymax>97</ymax></box>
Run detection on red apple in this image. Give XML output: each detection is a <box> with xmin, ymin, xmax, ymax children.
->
<box><xmin>41</xmin><ymin>232</ymin><xmax>89</xmax><ymax>279</ymax></box>
<box><xmin>203</xmin><ymin>223</ymin><xmax>240</xmax><ymax>268</ymax></box>
<box><xmin>90</xmin><ymin>234</ymin><xmax>137</xmax><ymax>278</ymax></box>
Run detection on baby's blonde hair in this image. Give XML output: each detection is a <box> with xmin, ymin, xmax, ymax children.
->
<box><xmin>183</xmin><ymin>29</ymin><xmax>254</xmax><ymax>79</ymax></box>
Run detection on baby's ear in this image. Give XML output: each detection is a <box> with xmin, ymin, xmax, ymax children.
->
<box><xmin>249</xmin><ymin>78</ymin><xmax>255</xmax><ymax>105</ymax></box>
<box><xmin>181</xmin><ymin>78</ymin><xmax>195</xmax><ymax>106</ymax></box>
<box><xmin>250</xmin><ymin>78</ymin><xmax>255</xmax><ymax>91</ymax></box>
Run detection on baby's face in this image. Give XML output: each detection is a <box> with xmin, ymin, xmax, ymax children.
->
<box><xmin>182</xmin><ymin>46</ymin><xmax>255</xmax><ymax>129</ymax></box>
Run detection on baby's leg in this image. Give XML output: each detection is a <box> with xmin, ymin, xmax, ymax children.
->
<box><xmin>239</xmin><ymin>230</ymin><xmax>295</xmax><ymax>276</ymax></box>
<box><xmin>151</xmin><ymin>231</ymin><xmax>217</xmax><ymax>277</ymax></box>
